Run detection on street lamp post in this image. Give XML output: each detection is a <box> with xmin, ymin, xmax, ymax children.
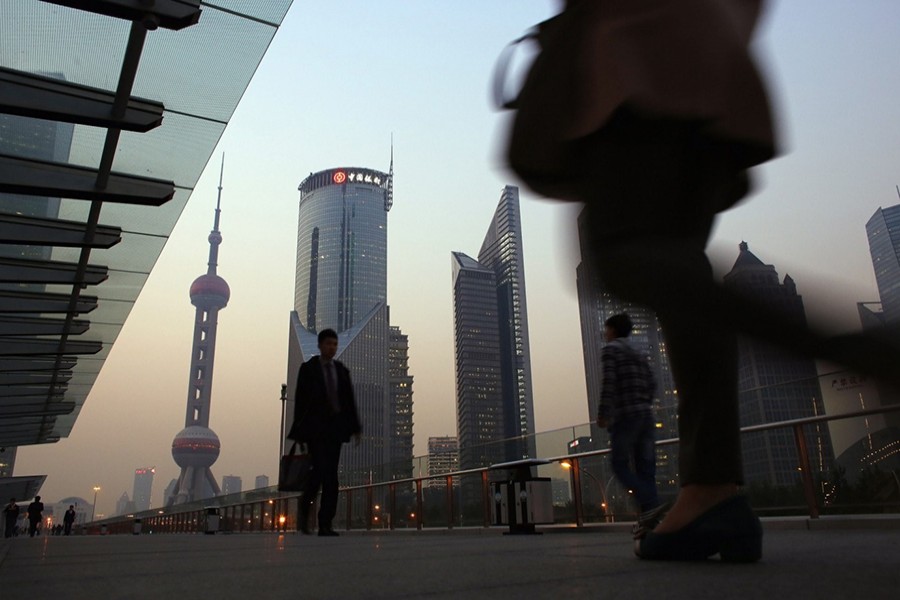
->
<box><xmin>279</xmin><ymin>383</ymin><xmax>288</xmax><ymax>459</ymax></box>
<box><xmin>561</xmin><ymin>461</ymin><xmax>613</xmax><ymax>522</ymax></box>
<box><xmin>91</xmin><ymin>486</ymin><xmax>101</xmax><ymax>522</ymax></box>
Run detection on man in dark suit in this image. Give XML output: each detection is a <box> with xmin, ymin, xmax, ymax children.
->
<box><xmin>288</xmin><ymin>328</ymin><xmax>361</xmax><ymax>536</ymax></box>
<box><xmin>26</xmin><ymin>495</ymin><xmax>43</xmax><ymax>537</ymax></box>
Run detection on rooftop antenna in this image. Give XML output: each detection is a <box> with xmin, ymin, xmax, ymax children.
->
<box><xmin>214</xmin><ymin>153</ymin><xmax>224</xmax><ymax>231</ymax></box>
<box><xmin>207</xmin><ymin>153</ymin><xmax>224</xmax><ymax>274</ymax></box>
<box><xmin>385</xmin><ymin>134</ymin><xmax>394</xmax><ymax>212</ymax></box>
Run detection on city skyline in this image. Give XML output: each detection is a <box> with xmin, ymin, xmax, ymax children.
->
<box><xmin>13</xmin><ymin>1</ymin><xmax>900</xmax><ymax>515</ymax></box>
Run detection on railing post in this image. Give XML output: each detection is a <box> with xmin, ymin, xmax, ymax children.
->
<box><xmin>345</xmin><ymin>489</ymin><xmax>352</xmax><ymax>531</ymax></box>
<box><xmin>482</xmin><ymin>471</ymin><xmax>491</xmax><ymax>528</ymax></box>
<box><xmin>415</xmin><ymin>479</ymin><xmax>424</xmax><ymax>530</ymax></box>
<box><xmin>366</xmin><ymin>486</ymin><xmax>374</xmax><ymax>530</ymax></box>
<box><xmin>446</xmin><ymin>475</ymin><xmax>454</xmax><ymax>529</ymax></box>
<box><xmin>793</xmin><ymin>424</ymin><xmax>820</xmax><ymax>519</ymax></box>
<box><xmin>388</xmin><ymin>483</ymin><xmax>396</xmax><ymax>531</ymax></box>
<box><xmin>571</xmin><ymin>457</ymin><xmax>584</xmax><ymax>527</ymax></box>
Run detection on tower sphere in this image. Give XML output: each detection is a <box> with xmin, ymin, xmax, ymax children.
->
<box><xmin>171</xmin><ymin>426</ymin><xmax>221</xmax><ymax>468</ymax></box>
<box><xmin>190</xmin><ymin>273</ymin><xmax>230</xmax><ymax>308</ymax></box>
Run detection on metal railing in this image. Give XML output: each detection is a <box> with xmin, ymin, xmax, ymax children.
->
<box><xmin>87</xmin><ymin>402</ymin><xmax>900</xmax><ymax>535</ymax></box>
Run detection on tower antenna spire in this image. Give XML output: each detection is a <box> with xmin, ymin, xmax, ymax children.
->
<box><xmin>385</xmin><ymin>135</ymin><xmax>394</xmax><ymax>211</ymax></box>
<box><xmin>214</xmin><ymin>153</ymin><xmax>224</xmax><ymax>231</ymax></box>
<box><xmin>207</xmin><ymin>154</ymin><xmax>224</xmax><ymax>274</ymax></box>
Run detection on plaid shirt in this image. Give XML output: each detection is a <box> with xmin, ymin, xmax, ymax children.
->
<box><xmin>598</xmin><ymin>338</ymin><xmax>656</xmax><ymax>422</ymax></box>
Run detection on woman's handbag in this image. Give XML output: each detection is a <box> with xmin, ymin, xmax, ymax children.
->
<box><xmin>494</xmin><ymin>7</ymin><xmax>587</xmax><ymax>200</ymax></box>
<box><xmin>278</xmin><ymin>442</ymin><xmax>312</xmax><ymax>492</ymax></box>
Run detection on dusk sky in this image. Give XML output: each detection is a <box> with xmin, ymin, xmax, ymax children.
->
<box><xmin>16</xmin><ymin>1</ymin><xmax>900</xmax><ymax>515</ymax></box>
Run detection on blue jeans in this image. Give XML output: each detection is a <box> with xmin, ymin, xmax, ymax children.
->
<box><xmin>610</xmin><ymin>412</ymin><xmax>659</xmax><ymax>513</ymax></box>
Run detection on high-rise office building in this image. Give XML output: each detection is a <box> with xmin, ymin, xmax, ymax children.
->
<box><xmin>866</xmin><ymin>204</ymin><xmax>900</xmax><ymax>324</ymax></box>
<box><xmin>427</xmin><ymin>436</ymin><xmax>459</xmax><ymax>488</ymax></box>
<box><xmin>833</xmin><ymin>203</ymin><xmax>900</xmax><ymax>475</ymax></box>
<box><xmin>168</xmin><ymin>163</ymin><xmax>229</xmax><ymax>505</ymax></box>
<box><xmin>254</xmin><ymin>475</ymin><xmax>270</xmax><ymax>490</ymax></box>
<box><xmin>132</xmin><ymin>467</ymin><xmax>155</xmax><ymax>512</ymax></box>
<box><xmin>114</xmin><ymin>492</ymin><xmax>134</xmax><ymax>517</ymax></box>
<box><xmin>574</xmin><ymin>210</ymin><xmax>679</xmax><ymax>492</ymax></box>
<box><xmin>724</xmin><ymin>242</ymin><xmax>834</xmax><ymax>486</ymax></box>
<box><xmin>284</xmin><ymin>163</ymin><xmax>412</xmax><ymax>486</ymax></box>
<box><xmin>451</xmin><ymin>186</ymin><xmax>535</xmax><ymax>469</ymax></box>
<box><xmin>389</xmin><ymin>327</ymin><xmax>414</xmax><ymax>481</ymax></box>
<box><xmin>221</xmin><ymin>475</ymin><xmax>242</xmax><ymax>495</ymax></box>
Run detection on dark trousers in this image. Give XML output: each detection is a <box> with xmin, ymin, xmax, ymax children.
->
<box><xmin>577</xmin><ymin>112</ymin><xmax>755</xmax><ymax>485</ymax></box>
<box><xmin>575</xmin><ymin>109</ymin><xmax>878</xmax><ymax>484</ymax></box>
<box><xmin>610</xmin><ymin>413</ymin><xmax>659</xmax><ymax>512</ymax></box>
<box><xmin>4</xmin><ymin>517</ymin><xmax>15</xmax><ymax>538</ymax></box>
<box><xmin>301</xmin><ymin>438</ymin><xmax>343</xmax><ymax>530</ymax></box>
<box><xmin>28</xmin><ymin>518</ymin><xmax>40</xmax><ymax>537</ymax></box>
<box><xmin>64</xmin><ymin>522</ymin><xmax>73</xmax><ymax>536</ymax></box>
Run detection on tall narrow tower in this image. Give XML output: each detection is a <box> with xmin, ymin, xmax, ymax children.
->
<box><xmin>168</xmin><ymin>158</ymin><xmax>230</xmax><ymax>505</ymax></box>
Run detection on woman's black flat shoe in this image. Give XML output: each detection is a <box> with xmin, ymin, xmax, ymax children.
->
<box><xmin>636</xmin><ymin>495</ymin><xmax>762</xmax><ymax>562</ymax></box>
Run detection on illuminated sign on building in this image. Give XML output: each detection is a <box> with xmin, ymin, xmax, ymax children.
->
<box><xmin>300</xmin><ymin>167</ymin><xmax>391</xmax><ymax>198</ymax></box>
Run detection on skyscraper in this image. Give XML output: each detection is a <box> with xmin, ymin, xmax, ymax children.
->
<box><xmin>451</xmin><ymin>186</ymin><xmax>535</xmax><ymax>469</ymax></box>
<box><xmin>389</xmin><ymin>326</ymin><xmax>414</xmax><ymax>481</ymax></box>
<box><xmin>254</xmin><ymin>475</ymin><xmax>270</xmax><ymax>490</ymax></box>
<box><xmin>114</xmin><ymin>492</ymin><xmax>134</xmax><ymax>517</ymax></box>
<box><xmin>574</xmin><ymin>209</ymin><xmax>679</xmax><ymax>492</ymax></box>
<box><xmin>168</xmin><ymin>161</ymin><xmax>229</xmax><ymax>505</ymax></box>
<box><xmin>724</xmin><ymin>242</ymin><xmax>834</xmax><ymax>486</ymax></box>
<box><xmin>221</xmin><ymin>475</ymin><xmax>242</xmax><ymax>495</ymax></box>
<box><xmin>284</xmin><ymin>163</ymin><xmax>413</xmax><ymax>485</ymax></box>
<box><xmin>427</xmin><ymin>436</ymin><xmax>460</xmax><ymax>488</ymax></box>
<box><xmin>866</xmin><ymin>204</ymin><xmax>900</xmax><ymax>324</ymax></box>
<box><xmin>132</xmin><ymin>467</ymin><xmax>155</xmax><ymax>512</ymax></box>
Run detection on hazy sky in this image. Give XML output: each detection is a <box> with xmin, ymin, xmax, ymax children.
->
<box><xmin>16</xmin><ymin>1</ymin><xmax>900</xmax><ymax>515</ymax></box>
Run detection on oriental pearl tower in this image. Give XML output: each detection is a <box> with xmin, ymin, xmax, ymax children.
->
<box><xmin>168</xmin><ymin>158</ymin><xmax>230</xmax><ymax>505</ymax></box>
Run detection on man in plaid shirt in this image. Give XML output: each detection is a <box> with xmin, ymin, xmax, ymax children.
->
<box><xmin>597</xmin><ymin>313</ymin><xmax>661</xmax><ymax>521</ymax></box>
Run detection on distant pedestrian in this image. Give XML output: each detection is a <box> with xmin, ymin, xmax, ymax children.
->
<box><xmin>63</xmin><ymin>505</ymin><xmax>76</xmax><ymax>536</ymax></box>
<box><xmin>597</xmin><ymin>314</ymin><xmax>662</xmax><ymax>531</ymax></box>
<box><xmin>26</xmin><ymin>496</ymin><xmax>43</xmax><ymax>537</ymax></box>
<box><xmin>3</xmin><ymin>497</ymin><xmax>18</xmax><ymax>538</ymax></box>
<box><xmin>288</xmin><ymin>328</ymin><xmax>361</xmax><ymax>537</ymax></box>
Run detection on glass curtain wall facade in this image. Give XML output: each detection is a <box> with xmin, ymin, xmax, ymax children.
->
<box><xmin>451</xmin><ymin>186</ymin><xmax>536</xmax><ymax>470</ymax></box>
<box><xmin>451</xmin><ymin>252</ymin><xmax>505</xmax><ymax>470</ymax></box>
<box><xmin>476</xmin><ymin>186</ymin><xmax>536</xmax><ymax>460</ymax></box>
<box><xmin>286</xmin><ymin>166</ymin><xmax>412</xmax><ymax>486</ymax></box>
<box><xmin>724</xmin><ymin>242</ymin><xmax>835</xmax><ymax>487</ymax></box>
<box><xmin>389</xmin><ymin>326</ymin><xmax>414</xmax><ymax>481</ymax></box>
<box><xmin>132</xmin><ymin>467</ymin><xmax>155</xmax><ymax>512</ymax></box>
<box><xmin>863</xmin><ymin>204</ymin><xmax>900</xmax><ymax>432</ymax></box>
<box><xmin>866</xmin><ymin>205</ymin><xmax>900</xmax><ymax>325</ymax></box>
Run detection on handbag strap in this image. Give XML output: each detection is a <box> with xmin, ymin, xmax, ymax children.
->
<box><xmin>491</xmin><ymin>30</ymin><xmax>539</xmax><ymax>110</ymax></box>
<box><xmin>491</xmin><ymin>13</ymin><xmax>565</xmax><ymax>110</ymax></box>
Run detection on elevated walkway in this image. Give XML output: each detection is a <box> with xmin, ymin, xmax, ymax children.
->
<box><xmin>2</xmin><ymin>517</ymin><xmax>898</xmax><ymax>599</ymax></box>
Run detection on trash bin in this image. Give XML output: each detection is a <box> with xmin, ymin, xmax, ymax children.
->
<box><xmin>205</xmin><ymin>508</ymin><xmax>219</xmax><ymax>534</ymax></box>
<box><xmin>133</xmin><ymin>518</ymin><xmax>142</xmax><ymax>535</ymax></box>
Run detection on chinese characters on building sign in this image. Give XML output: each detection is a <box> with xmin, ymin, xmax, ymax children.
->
<box><xmin>332</xmin><ymin>170</ymin><xmax>383</xmax><ymax>186</ymax></box>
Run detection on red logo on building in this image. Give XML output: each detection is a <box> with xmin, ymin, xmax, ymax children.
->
<box><xmin>333</xmin><ymin>171</ymin><xmax>347</xmax><ymax>184</ymax></box>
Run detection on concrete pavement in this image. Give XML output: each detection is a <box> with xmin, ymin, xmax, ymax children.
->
<box><xmin>1</xmin><ymin>518</ymin><xmax>898</xmax><ymax>599</ymax></box>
